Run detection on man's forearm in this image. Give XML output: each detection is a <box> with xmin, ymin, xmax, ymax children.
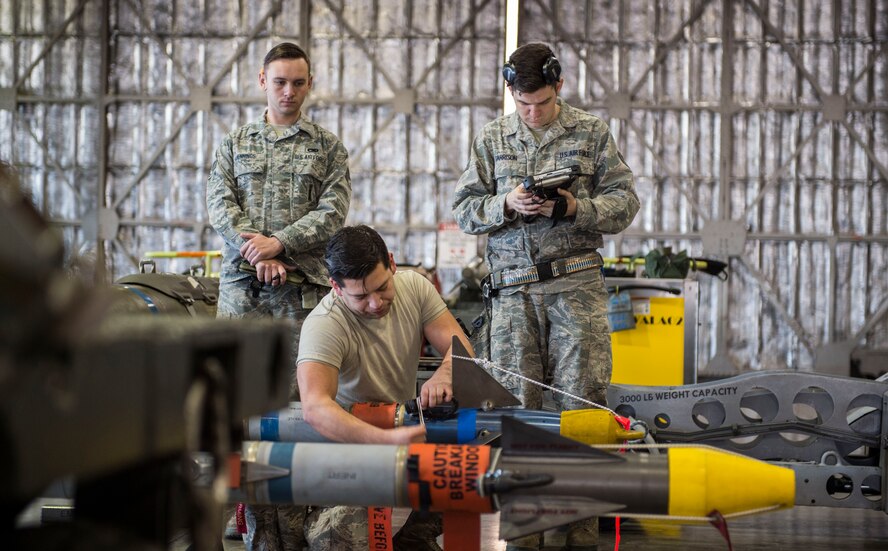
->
<box><xmin>302</xmin><ymin>398</ymin><xmax>395</xmax><ymax>444</ymax></box>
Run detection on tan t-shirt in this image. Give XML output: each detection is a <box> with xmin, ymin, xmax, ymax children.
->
<box><xmin>297</xmin><ymin>270</ymin><xmax>448</xmax><ymax>407</ymax></box>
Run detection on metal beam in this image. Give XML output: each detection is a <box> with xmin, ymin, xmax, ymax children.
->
<box><xmin>412</xmin><ymin>0</ymin><xmax>495</xmax><ymax>90</ymax></box>
<box><xmin>742</xmin><ymin>118</ymin><xmax>830</xmax><ymax>219</ymax></box>
<box><xmin>627</xmin><ymin>0</ymin><xmax>714</xmax><ymax>99</ymax></box>
<box><xmin>736</xmin><ymin>254</ymin><xmax>816</xmax><ymax>353</ymax></box>
<box><xmin>123</xmin><ymin>0</ymin><xmax>197</xmax><ymax>89</ymax></box>
<box><xmin>109</xmin><ymin>0</ymin><xmax>285</xmax><ymax>213</ymax></box>
<box><xmin>207</xmin><ymin>0</ymin><xmax>283</xmax><ymax>90</ymax></box>
<box><xmin>111</xmin><ymin>107</ymin><xmax>197</xmax><ymax>210</ymax></box>
<box><xmin>715</xmin><ymin>0</ymin><xmax>737</xmax><ymax>367</ymax></box>
<box><xmin>841</xmin><ymin>119</ymin><xmax>888</xmax><ymax>187</ymax></box>
<box><xmin>347</xmin><ymin>109</ymin><xmax>398</xmax><ymax>172</ymax></box>
<box><xmin>743</xmin><ymin>0</ymin><xmax>830</xmax><ymax>101</ymax></box>
<box><xmin>853</xmin><ymin>296</ymin><xmax>888</xmax><ymax>344</ymax></box>
<box><xmin>13</xmin><ymin>0</ymin><xmax>90</xmax><ymax>89</ymax></box>
<box><xmin>96</xmin><ymin>0</ymin><xmax>111</xmax><ymax>283</ymax></box>
<box><xmin>21</xmin><ymin>116</ymin><xmax>82</xmax><ymax>208</ymax></box>
<box><xmin>623</xmin><ymin>117</ymin><xmax>709</xmax><ymax>221</ymax></box>
<box><xmin>319</xmin><ymin>0</ymin><xmax>398</xmax><ymax>92</ymax></box>
<box><xmin>529</xmin><ymin>0</ymin><xmax>613</xmax><ymax>95</ymax></box>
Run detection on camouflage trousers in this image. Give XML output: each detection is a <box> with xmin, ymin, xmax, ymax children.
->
<box><xmin>488</xmin><ymin>284</ymin><xmax>612</xmax><ymax>410</ymax></box>
<box><xmin>504</xmin><ymin>518</ymin><xmax>599</xmax><ymax>550</ymax></box>
<box><xmin>217</xmin><ymin>276</ymin><xmax>324</xmax><ymax>401</ymax></box>
<box><xmin>490</xmin><ymin>284</ymin><xmax>609</xmax><ymax>549</ymax></box>
<box><xmin>219</xmin><ymin>278</ymin><xmax>320</xmax><ymax>551</ymax></box>
<box><xmin>244</xmin><ymin>505</ymin><xmax>307</xmax><ymax>551</ymax></box>
<box><xmin>303</xmin><ymin>506</ymin><xmax>442</xmax><ymax>550</ymax></box>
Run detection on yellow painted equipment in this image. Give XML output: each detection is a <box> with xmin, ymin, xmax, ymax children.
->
<box><xmin>609</xmin><ymin>278</ymin><xmax>698</xmax><ymax>386</ymax></box>
<box><xmin>560</xmin><ymin>409</ymin><xmax>645</xmax><ymax>445</ymax></box>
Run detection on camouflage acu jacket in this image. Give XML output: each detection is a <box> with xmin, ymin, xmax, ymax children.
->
<box><xmin>452</xmin><ymin>99</ymin><xmax>639</xmax><ymax>276</ymax></box>
<box><xmin>207</xmin><ymin>112</ymin><xmax>351</xmax><ymax>286</ymax></box>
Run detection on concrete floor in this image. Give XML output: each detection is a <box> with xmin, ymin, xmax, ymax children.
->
<box><xmin>18</xmin><ymin>497</ymin><xmax>888</xmax><ymax>550</ymax></box>
<box><xmin>211</xmin><ymin>505</ymin><xmax>888</xmax><ymax>551</ymax></box>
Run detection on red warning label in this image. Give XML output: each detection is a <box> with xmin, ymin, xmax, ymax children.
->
<box><xmin>407</xmin><ymin>443</ymin><xmax>493</xmax><ymax>513</ymax></box>
<box><xmin>368</xmin><ymin>506</ymin><xmax>392</xmax><ymax>550</ymax></box>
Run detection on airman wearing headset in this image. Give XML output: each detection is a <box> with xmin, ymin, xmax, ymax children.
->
<box><xmin>452</xmin><ymin>42</ymin><xmax>640</xmax><ymax>551</ymax></box>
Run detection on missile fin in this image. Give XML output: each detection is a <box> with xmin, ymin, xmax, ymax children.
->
<box><xmin>451</xmin><ymin>336</ymin><xmax>522</xmax><ymax>409</ymax></box>
<box><xmin>501</xmin><ymin>417</ymin><xmax>624</xmax><ymax>461</ymax></box>
<box><xmin>243</xmin><ymin>461</ymin><xmax>291</xmax><ymax>483</ymax></box>
<box><xmin>498</xmin><ymin>495</ymin><xmax>624</xmax><ymax>540</ymax></box>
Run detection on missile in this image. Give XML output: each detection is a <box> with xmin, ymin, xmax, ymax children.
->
<box><xmin>224</xmin><ymin>417</ymin><xmax>795</xmax><ymax>541</ymax></box>
<box><xmin>246</xmin><ymin>337</ymin><xmax>643</xmax><ymax>446</ymax></box>
<box><xmin>109</xmin><ymin>272</ymin><xmax>219</xmax><ymax>317</ymax></box>
<box><xmin>246</xmin><ymin>401</ymin><xmax>643</xmax><ymax>446</ymax></box>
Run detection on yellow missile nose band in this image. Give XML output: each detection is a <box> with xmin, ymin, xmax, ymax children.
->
<box><xmin>560</xmin><ymin>409</ymin><xmax>645</xmax><ymax>445</ymax></box>
<box><xmin>667</xmin><ymin>447</ymin><xmax>795</xmax><ymax>517</ymax></box>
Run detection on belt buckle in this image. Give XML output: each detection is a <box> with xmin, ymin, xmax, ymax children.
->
<box><xmin>482</xmin><ymin>280</ymin><xmax>493</xmax><ymax>299</ymax></box>
<box><xmin>481</xmin><ymin>278</ymin><xmax>498</xmax><ymax>299</ymax></box>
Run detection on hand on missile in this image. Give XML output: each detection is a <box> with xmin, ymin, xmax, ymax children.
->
<box><xmin>420</xmin><ymin>374</ymin><xmax>453</xmax><ymax>409</ymax></box>
<box><xmin>255</xmin><ymin>259</ymin><xmax>289</xmax><ymax>287</ymax></box>
<box><xmin>387</xmin><ymin>424</ymin><xmax>427</xmax><ymax>444</ymax></box>
<box><xmin>240</xmin><ymin>232</ymin><xmax>284</xmax><ymax>264</ymax></box>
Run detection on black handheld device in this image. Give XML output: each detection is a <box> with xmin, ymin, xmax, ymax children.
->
<box><xmin>521</xmin><ymin>165</ymin><xmax>580</xmax><ymax>201</ymax></box>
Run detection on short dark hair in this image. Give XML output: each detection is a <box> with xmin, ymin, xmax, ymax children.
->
<box><xmin>505</xmin><ymin>42</ymin><xmax>559</xmax><ymax>93</ymax></box>
<box><xmin>325</xmin><ymin>225</ymin><xmax>391</xmax><ymax>286</ymax></box>
<box><xmin>264</xmin><ymin>42</ymin><xmax>311</xmax><ymax>75</ymax></box>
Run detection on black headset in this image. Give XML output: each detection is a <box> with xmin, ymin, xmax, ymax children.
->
<box><xmin>502</xmin><ymin>55</ymin><xmax>562</xmax><ymax>86</ymax></box>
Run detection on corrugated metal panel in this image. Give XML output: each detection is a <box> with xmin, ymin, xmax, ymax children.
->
<box><xmin>520</xmin><ymin>0</ymin><xmax>887</xmax><ymax>374</ymax></box>
<box><xmin>0</xmin><ymin>0</ymin><xmax>884</xmax><ymax>373</ymax></box>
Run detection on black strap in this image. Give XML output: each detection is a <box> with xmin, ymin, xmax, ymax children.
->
<box><xmin>550</xmin><ymin>197</ymin><xmax>567</xmax><ymax>226</ymax></box>
<box><xmin>406</xmin><ymin>454</ymin><xmax>433</xmax><ymax>512</ymax></box>
<box><xmin>248</xmin><ymin>278</ymin><xmax>263</xmax><ymax>298</ymax></box>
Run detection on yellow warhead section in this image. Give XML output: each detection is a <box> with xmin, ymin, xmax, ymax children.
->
<box><xmin>668</xmin><ymin>447</ymin><xmax>795</xmax><ymax>517</ymax></box>
<box><xmin>560</xmin><ymin>409</ymin><xmax>645</xmax><ymax>445</ymax></box>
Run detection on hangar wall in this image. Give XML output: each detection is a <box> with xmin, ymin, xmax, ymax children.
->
<box><xmin>0</xmin><ymin>0</ymin><xmax>885</xmax><ymax>375</ymax></box>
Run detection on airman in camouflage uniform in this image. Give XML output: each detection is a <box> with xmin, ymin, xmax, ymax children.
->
<box><xmin>206</xmin><ymin>43</ymin><xmax>351</xmax><ymax>551</ymax></box>
<box><xmin>452</xmin><ymin>43</ymin><xmax>639</xmax><ymax>551</ymax></box>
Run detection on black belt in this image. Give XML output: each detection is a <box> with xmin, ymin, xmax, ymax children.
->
<box><xmin>482</xmin><ymin>252</ymin><xmax>603</xmax><ymax>299</ymax></box>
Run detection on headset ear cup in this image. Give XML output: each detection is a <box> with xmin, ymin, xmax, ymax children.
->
<box><xmin>551</xmin><ymin>58</ymin><xmax>562</xmax><ymax>82</ymax></box>
<box><xmin>542</xmin><ymin>56</ymin><xmax>562</xmax><ymax>84</ymax></box>
<box><xmin>502</xmin><ymin>62</ymin><xmax>516</xmax><ymax>85</ymax></box>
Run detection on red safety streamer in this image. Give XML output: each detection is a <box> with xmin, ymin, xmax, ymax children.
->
<box><xmin>367</xmin><ymin>506</ymin><xmax>393</xmax><ymax>551</ymax></box>
<box><xmin>235</xmin><ymin>502</ymin><xmax>247</xmax><ymax>535</ymax></box>
<box><xmin>612</xmin><ymin>415</ymin><xmax>632</xmax><ymax>550</ymax></box>
<box><xmin>708</xmin><ymin>510</ymin><xmax>734</xmax><ymax>551</ymax></box>
<box><xmin>614</xmin><ymin>516</ymin><xmax>621</xmax><ymax>551</ymax></box>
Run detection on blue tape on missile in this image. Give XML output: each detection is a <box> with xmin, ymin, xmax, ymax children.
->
<box><xmin>260</xmin><ymin>413</ymin><xmax>280</xmax><ymax>441</ymax></box>
<box><xmin>267</xmin><ymin>443</ymin><xmax>294</xmax><ymax>503</ymax></box>
<box><xmin>422</xmin><ymin>409</ymin><xmax>479</xmax><ymax>443</ymax></box>
<box><xmin>456</xmin><ymin>409</ymin><xmax>478</xmax><ymax>443</ymax></box>
<box><xmin>424</xmin><ymin>420</ymin><xmax>453</xmax><ymax>443</ymax></box>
